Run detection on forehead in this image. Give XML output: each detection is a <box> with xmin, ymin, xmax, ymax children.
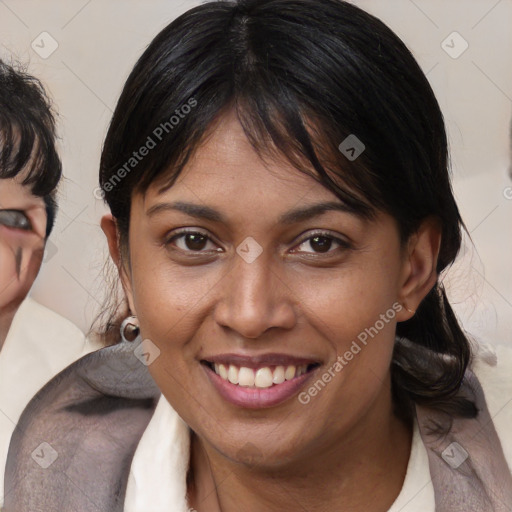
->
<box><xmin>0</xmin><ymin>176</ymin><xmax>44</xmax><ymax>210</ymax></box>
<box><xmin>146</xmin><ymin>111</ymin><xmax>338</xmax><ymax>207</ymax></box>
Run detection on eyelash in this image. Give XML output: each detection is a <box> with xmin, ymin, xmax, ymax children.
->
<box><xmin>165</xmin><ymin>229</ymin><xmax>221</xmax><ymax>254</ymax></box>
<box><xmin>292</xmin><ymin>231</ymin><xmax>352</xmax><ymax>255</ymax></box>
<box><xmin>164</xmin><ymin>228</ymin><xmax>351</xmax><ymax>257</ymax></box>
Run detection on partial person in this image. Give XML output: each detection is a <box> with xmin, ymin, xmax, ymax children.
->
<box><xmin>5</xmin><ymin>1</ymin><xmax>512</xmax><ymax>511</ymax></box>
<box><xmin>0</xmin><ymin>58</ymin><xmax>87</xmax><ymax>505</ymax></box>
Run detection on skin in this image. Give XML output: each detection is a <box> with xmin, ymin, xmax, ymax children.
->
<box><xmin>0</xmin><ymin>175</ymin><xmax>47</xmax><ymax>351</ymax></box>
<box><xmin>103</xmin><ymin>110</ymin><xmax>441</xmax><ymax>512</ymax></box>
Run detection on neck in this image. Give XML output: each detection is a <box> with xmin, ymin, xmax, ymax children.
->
<box><xmin>187</xmin><ymin>381</ymin><xmax>413</xmax><ymax>512</ymax></box>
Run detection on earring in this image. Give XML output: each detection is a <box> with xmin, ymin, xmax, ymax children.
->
<box><xmin>120</xmin><ymin>315</ymin><xmax>140</xmax><ymax>343</ymax></box>
<box><xmin>403</xmin><ymin>304</ymin><xmax>416</xmax><ymax>315</ymax></box>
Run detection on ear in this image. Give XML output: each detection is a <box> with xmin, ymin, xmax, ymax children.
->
<box><xmin>396</xmin><ymin>217</ymin><xmax>442</xmax><ymax>322</ymax></box>
<box><xmin>100</xmin><ymin>213</ymin><xmax>137</xmax><ymax>316</ymax></box>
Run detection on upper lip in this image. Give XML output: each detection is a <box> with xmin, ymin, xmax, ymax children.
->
<box><xmin>202</xmin><ymin>353</ymin><xmax>321</xmax><ymax>369</ymax></box>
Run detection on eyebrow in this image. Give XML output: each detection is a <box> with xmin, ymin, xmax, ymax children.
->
<box><xmin>146</xmin><ymin>201</ymin><xmax>226</xmax><ymax>222</ymax></box>
<box><xmin>278</xmin><ymin>201</ymin><xmax>359</xmax><ymax>224</ymax></box>
<box><xmin>146</xmin><ymin>200</ymin><xmax>360</xmax><ymax>224</ymax></box>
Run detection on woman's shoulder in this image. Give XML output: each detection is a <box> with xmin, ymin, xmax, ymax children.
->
<box><xmin>470</xmin><ymin>340</ymin><xmax>512</xmax><ymax>466</ymax></box>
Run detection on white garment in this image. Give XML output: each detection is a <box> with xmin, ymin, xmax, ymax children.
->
<box><xmin>125</xmin><ymin>342</ymin><xmax>512</xmax><ymax>512</ymax></box>
<box><xmin>0</xmin><ymin>297</ymin><xmax>89</xmax><ymax>505</ymax></box>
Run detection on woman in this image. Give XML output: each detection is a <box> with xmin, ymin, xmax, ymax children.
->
<box><xmin>5</xmin><ymin>0</ymin><xmax>512</xmax><ymax>511</ymax></box>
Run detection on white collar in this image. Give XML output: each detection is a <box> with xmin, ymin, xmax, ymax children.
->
<box><xmin>124</xmin><ymin>395</ymin><xmax>435</xmax><ymax>512</ymax></box>
<box><xmin>125</xmin><ymin>394</ymin><xmax>192</xmax><ymax>512</ymax></box>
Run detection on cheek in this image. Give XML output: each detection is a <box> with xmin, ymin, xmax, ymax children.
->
<box><xmin>0</xmin><ymin>235</ymin><xmax>44</xmax><ymax>308</ymax></box>
<box><xmin>292</xmin><ymin>253</ymin><xmax>402</xmax><ymax>406</ymax></box>
<box><xmin>131</xmin><ymin>253</ymin><xmax>222</xmax><ymax>334</ymax></box>
<box><xmin>0</xmin><ymin>242</ymin><xmax>17</xmax><ymax>306</ymax></box>
<box><xmin>129</xmin><ymin>258</ymin><xmax>222</xmax><ymax>430</ymax></box>
<box><xmin>295</xmin><ymin>254</ymin><xmax>401</xmax><ymax>340</ymax></box>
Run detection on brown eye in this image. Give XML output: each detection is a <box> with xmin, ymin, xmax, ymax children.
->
<box><xmin>309</xmin><ymin>236</ymin><xmax>333</xmax><ymax>253</ymax></box>
<box><xmin>292</xmin><ymin>231</ymin><xmax>351</xmax><ymax>255</ymax></box>
<box><xmin>0</xmin><ymin>209</ymin><xmax>32</xmax><ymax>231</ymax></box>
<box><xmin>166</xmin><ymin>230</ymin><xmax>221</xmax><ymax>253</ymax></box>
<box><xmin>183</xmin><ymin>233</ymin><xmax>208</xmax><ymax>251</ymax></box>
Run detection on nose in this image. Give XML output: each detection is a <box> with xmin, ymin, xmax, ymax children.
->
<box><xmin>213</xmin><ymin>253</ymin><xmax>297</xmax><ymax>339</ymax></box>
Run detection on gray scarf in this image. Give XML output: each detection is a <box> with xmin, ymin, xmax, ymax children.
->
<box><xmin>4</xmin><ymin>339</ymin><xmax>512</xmax><ymax>511</ymax></box>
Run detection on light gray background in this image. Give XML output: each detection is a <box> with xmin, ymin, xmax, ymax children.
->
<box><xmin>1</xmin><ymin>0</ymin><xmax>511</xmax><ymax>345</ymax></box>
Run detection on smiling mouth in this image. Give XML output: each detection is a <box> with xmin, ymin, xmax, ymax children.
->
<box><xmin>201</xmin><ymin>361</ymin><xmax>320</xmax><ymax>389</ymax></box>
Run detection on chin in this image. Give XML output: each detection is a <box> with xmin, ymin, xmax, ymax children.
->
<box><xmin>212</xmin><ymin>428</ymin><xmax>309</xmax><ymax>470</ymax></box>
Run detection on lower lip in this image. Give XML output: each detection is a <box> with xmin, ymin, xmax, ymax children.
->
<box><xmin>202</xmin><ymin>363</ymin><xmax>318</xmax><ymax>409</ymax></box>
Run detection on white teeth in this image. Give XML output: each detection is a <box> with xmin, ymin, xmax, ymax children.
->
<box><xmin>228</xmin><ymin>364</ymin><xmax>239</xmax><ymax>384</ymax></box>
<box><xmin>272</xmin><ymin>365</ymin><xmax>285</xmax><ymax>384</ymax></box>
<box><xmin>238</xmin><ymin>367</ymin><xmax>255</xmax><ymax>387</ymax></box>
<box><xmin>212</xmin><ymin>363</ymin><xmax>312</xmax><ymax>388</ymax></box>
<box><xmin>285</xmin><ymin>365</ymin><xmax>296</xmax><ymax>380</ymax></box>
<box><xmin>254</xmin><ymin>367</ymin><xmax>274</xmax><ymax>388</ymax></box>
<box><xmin>219</xmin><ymin>363</ymin><xmax>228</xmax><ymax>380</ymax></box>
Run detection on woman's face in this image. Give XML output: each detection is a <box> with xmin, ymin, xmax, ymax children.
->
<box><xmin>119</xmin><ymin>111</ymin><xmax>428</xmax><ymax>468</ymax></box>
<box><xmin>0</xmin><ymin>177</ymin><xmax>47</xmax><ymax>312</ymax></box>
